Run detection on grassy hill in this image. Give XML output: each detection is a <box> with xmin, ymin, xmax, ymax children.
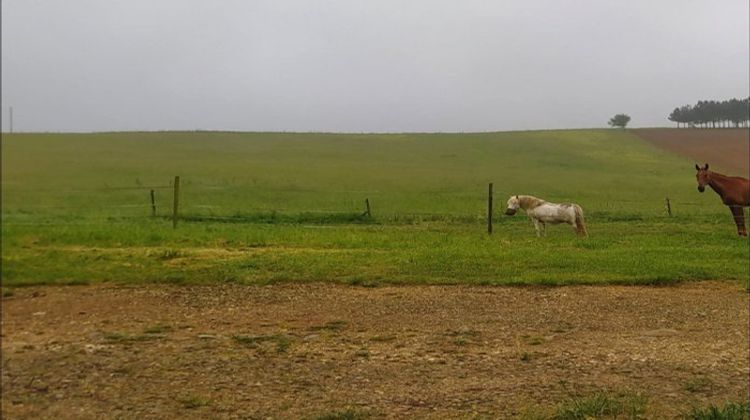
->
<box><xmin>2</xmin><ymin>130</ymin><xmax>748</xmax><ymax>286</ymax></box>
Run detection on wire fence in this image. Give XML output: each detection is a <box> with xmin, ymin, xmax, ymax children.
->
<box><xmin>2</xmin><ymin>177</ymin><xmax>744</xmax><ymax>228</ymax></box>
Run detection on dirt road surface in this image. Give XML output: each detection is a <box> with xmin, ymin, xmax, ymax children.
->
<box><xmin>2</xmin><ymin>282</ymin><xmax>749</xmax><ymax>418</ymax></box>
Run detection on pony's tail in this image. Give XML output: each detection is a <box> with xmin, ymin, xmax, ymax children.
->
<box><xmin>574</xmin><ymin>205</ymin><xmax>588</xmax><ymax>237</ymax></box>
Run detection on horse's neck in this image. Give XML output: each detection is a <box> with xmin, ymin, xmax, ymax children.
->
<box><xmin>519</xmin><ymin>195</ymin><xmax>544</xmax><ymax>210</ymax></box>
<box><xmin>708</xmin><ymin>172</ymin><xmax>731</xmax><ymax>196</ymax></box>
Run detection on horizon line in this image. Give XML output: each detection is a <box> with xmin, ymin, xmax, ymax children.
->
<box><xmin>2</xmin><ymin>126</ymin><xmax>725</xmax><ymax>135</ymax></box>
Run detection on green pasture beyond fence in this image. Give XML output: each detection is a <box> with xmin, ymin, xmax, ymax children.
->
<box><xmin>1</xmin><ymin>129</ymin><xmax>741</xmax><ymax>226</ymax></box>
<box><xmin>2</xmin><ymin>130</ymin><xmax>748</xmax><ymax>286</ymax></box>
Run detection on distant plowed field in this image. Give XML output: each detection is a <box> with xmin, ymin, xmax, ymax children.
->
<box><xmin>633</xmin><ymin>128</ymin><xmax>749</xmax><ymax>177</ymax></box>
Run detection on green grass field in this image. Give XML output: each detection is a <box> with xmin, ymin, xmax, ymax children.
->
<box><xmin>2</xmin><ymin>130</ymin><xmax>748</xmax><ymax>286</ymax></box>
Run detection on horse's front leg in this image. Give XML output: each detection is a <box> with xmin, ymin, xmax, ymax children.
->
<box><xmin>729</xmin><ymin>206</ymin><xmax>747</xmax><ymax>236</ymax></box>
<box><xmin>532</xmin><ymin>218</ymin><xmax>542</xmax><ymax>237</ymax></box>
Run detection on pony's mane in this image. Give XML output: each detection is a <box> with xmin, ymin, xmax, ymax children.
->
<box><xmin>518</xmin><ymin>195</ymin><xmax>545</xmax><ymax>210</ymax></box>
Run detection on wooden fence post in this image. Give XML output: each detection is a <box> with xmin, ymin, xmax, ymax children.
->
<box><xmin>150</xmin><ymin>189</ymin><xmax>156</xmax><ymax>217</ymax></box>
<box><xmin>364</xmin><ymin>198</ymin><xmax>371</xmax><ymax>218</ymax></box>
<box><xmin>488</xmin><ymin>183</ymin><xmax>493</xmax><ymax>234</ymax></box>
<box><xmin>665</xmin><ymin>196</ymin><xmax>672</xmax><ymax>217</ymax></box>
<box><xmin>173</xmin><ymin>176</ymin><xmax>180</xmax><ymax>228</ymax></box>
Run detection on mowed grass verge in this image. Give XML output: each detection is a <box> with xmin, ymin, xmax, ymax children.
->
<box><xmin>2</xmin><ymin>130</ymin><xmax>748</xmax><ymax>286</ymax></box>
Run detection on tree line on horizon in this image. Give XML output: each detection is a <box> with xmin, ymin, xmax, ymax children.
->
<box><xmin>668</xmin><ymin>97</ymin><xmax>749</xmax><ymax>128</ymax></box>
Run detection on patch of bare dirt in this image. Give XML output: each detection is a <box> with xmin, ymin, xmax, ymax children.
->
<box><xmin>633</xmin><ymin>128</ymin><xmax>750</xmax><ymax>177</ymax></box>
<box><xmin>2</xmin><ymin>282</ymin><xmax>749</xmax><ymax>418</ymax></box>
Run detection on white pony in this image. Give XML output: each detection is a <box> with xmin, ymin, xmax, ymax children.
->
<box><xmin>505</xmin><ymin>195</ymin><xmax>588</xmax><ymax>237</ymax></box>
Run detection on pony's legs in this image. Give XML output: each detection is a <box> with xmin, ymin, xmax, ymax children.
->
<box><xmin>729</xmin><ymin>206</ymin><xmax>747</xmax><ymax>236</ymax></box>
<box><xmin>532</xmin><ymin>219</ymin><xmax>543</xmax><ymax>237</ymax></box>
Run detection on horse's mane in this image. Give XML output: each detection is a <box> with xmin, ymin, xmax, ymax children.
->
<box><xmin>709</xmin><ymin>170</ymin><xmax>750</xmax><ymax>183</ymax></box>
<box><xmin>518</xmin><ymin>195</ymin><xmax>545</xmax><ymax>210</ymax></box>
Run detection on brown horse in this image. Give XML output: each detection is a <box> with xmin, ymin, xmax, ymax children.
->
<box><xmin>695</xmin><ymin>163</ymin><xmax>750</xmax><ymax>236</ymax></box>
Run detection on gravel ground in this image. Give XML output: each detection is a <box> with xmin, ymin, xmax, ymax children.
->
<box><xmin>2</xmin><ymin>281</ymin><xmax>749</xmax><ymax>418</ymax></box>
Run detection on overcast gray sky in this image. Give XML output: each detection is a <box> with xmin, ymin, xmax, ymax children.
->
<box><xmin>2</xmin><ymin>1</ymin><xmax>748</xmax><ymax>132</ymax></box>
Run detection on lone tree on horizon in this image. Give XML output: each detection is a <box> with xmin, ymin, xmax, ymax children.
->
<box><xmin>608</xmin><ymin>114</ymin><xmax>631</xmax><ymax>128</ymax></box>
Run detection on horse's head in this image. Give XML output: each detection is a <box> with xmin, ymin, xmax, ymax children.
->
<box><xmin>695</xmin><ymin>163</ymin><xmax>710</xmax><ymax>192</ymax></box>
<box><xmin>505</xmin><ymin>195</ymin><xmax>520</xmax><ymax>216</ymax></box>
